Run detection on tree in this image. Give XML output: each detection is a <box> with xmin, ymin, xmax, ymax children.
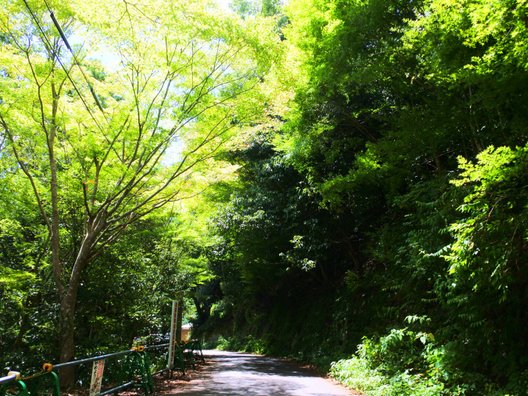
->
<box><xmin>0</xmin><ymin>0</ymin><xmax>277</xmax><ymax>384</ymax></box>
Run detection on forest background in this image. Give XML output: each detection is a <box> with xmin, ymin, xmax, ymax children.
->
<box><xmin>2</xmin><ymin>0</ymin><xmax>528</xmax><ymax>394</ymax></box>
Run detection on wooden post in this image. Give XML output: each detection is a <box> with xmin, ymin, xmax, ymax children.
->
<box><xmin>89</xmin><ymin>360</ymin><xmax>105</xmax><ymax>396</ymax></box>
<box><xmin>167</xmin><ymin>301</ymin><xmax>179</xmax><ymax>373</ymax></box>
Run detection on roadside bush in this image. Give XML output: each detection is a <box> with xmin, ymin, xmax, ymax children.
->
<box><xmin>330</xmin><ymin>327</ymin><xmax>449</xmax><ymax>396</ymax></box>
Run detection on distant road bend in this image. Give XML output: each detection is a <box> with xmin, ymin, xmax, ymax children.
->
<box><xmin>161</xmin><ymin>350</ymin><xmax>358</xmax><ymax>396</ymax></box>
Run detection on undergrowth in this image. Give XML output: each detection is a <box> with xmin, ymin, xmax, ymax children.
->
<box><xmin>329</xmin><ymin>322</ymin><xmax>521</xmax><ymax>396</ymax></box>
<box><xmin>210</xmin><ymin>317</ymin><xmax>528</xmax><ymax>395</ymax></box>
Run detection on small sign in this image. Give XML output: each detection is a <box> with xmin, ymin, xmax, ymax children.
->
<box><xmin>89</xmin><ymin>359</ymin><xmax>105</xmax><ymax>396</ymax></box>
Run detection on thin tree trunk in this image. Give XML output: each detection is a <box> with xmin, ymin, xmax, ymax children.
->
<box><xmin>48</xmin><ymin>82</ymin><xmax>77</xmax><ymax>388</ymax></box>
<box><xmin>58</xmin><ymin>287</ymin><xmax>77</xmax><ymax>389</ymax></box>
<box><xmin>57</xmin><ymin>228</ymin><xmax>98</xmax><ymax>388</ymax></box>
<box><xmin>49</xmin><ymin>83</ymin><xmax>64</xmax><ymax>297</ymax></box>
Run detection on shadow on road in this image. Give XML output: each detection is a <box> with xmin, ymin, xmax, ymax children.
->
<box><xmin>163</xmin><ymin>350</ymin><xmax>356</xmax><ymax>396</ymax></box>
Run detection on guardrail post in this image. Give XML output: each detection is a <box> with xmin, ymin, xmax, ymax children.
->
<box><xmin>49</xmin><ymin>371</ymin><xmax>61</xmax><ymax>396</ymax></box>
<box><xmin>139</xmin><ymin>350</ymin><xmax>154</xmax><ymax>395</ymax></box>
<box><xmin>128</xmin><ymin>348</ymin><xmax>153</xmax><ymax>396</ymax></box>
<box><xmin>16</xmin><ymin>380</ymin><xmax>29</xmax><ymax>396</ymax></box>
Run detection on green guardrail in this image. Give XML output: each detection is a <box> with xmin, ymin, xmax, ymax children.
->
<box><xmin>0</xmin><ymin>370</ymin><xmax>58</xmax><ymax>396</ymax></box>
<box><xmin>0</xmin><ymin>339</ymin><xmax>205</xmax><ymax>396</ymax></box>
<box><xmin>0</xmin><ymin>348</ymin><xmax>149</xmax><ymax>396</ymax></box>
<box><xmin>0</xmin><ymin>372</ymin><xmax>28</xmax><ymax>396</ymax></box>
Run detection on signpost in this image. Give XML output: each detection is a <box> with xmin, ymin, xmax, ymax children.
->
<box><xmin>167</xmin><ymin>301</ymin><xmax>179</xmax><ymax>372</ymax></box>
<box><xmin>89</xmin><ymin>359</ymin><xmax>105</xmax><ymax>396</ymax></box>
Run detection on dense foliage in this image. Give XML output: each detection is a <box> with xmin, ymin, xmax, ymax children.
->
<box><xmin>2</xmin><ymin>0</ymin><xmax>528</xmax><ymax>394</ymax></box>
<box><xmin>195</xmin><ymin>0</ymin><xmax>528</xmax><ymax>394</ymax></box>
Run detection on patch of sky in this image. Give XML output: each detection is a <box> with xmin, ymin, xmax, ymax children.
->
<box><xmin>162</xmin><ymin>138</ymin><xmax>184</xmax><ymax>166</ymax></box>
<box><xmin>215</xmin><ymin>0</ymin><xmax>233</xmax><ymax>12</ymax></box>
<box><xmin>88</xmin><ymin>46</ymin><xmax>121</xmax><ymax>71</ymax></box>
<box><xmin>68</xmin><ymin>27</ymin><xmax>122</xmax><ymax>71</ymax></box>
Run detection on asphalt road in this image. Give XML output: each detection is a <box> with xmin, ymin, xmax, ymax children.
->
<box><xmin>162</xmin><ymin>350</ymin><xmax>357</xmax><ymax>396</ymax></box>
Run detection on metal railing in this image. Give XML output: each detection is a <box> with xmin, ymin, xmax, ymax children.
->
<box><xmin>0</xmin><ymin>339</ymin><xmax>205</xmax><ymax>396</ymax></box>
<box><xmin>0</xmin><ymin>373</ymin><xmax>18</xmax><ymax>386</ymax></box>
<box><xmin>0</xmin><ymin>347</ymin><xmax>154</xmax><ymax>395</ymax></box>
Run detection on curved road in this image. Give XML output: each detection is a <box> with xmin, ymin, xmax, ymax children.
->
<box><xmin>162</xmin><ymin>350</ymin><xmax>358</xmax><ymax>396</ymax></box>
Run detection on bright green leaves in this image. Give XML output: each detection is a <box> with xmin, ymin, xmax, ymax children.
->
<box><xmin>0</xmin><ymin>0</ymin><xmax>279</xmax><ymax>237</ymax></box>
<box><xmin>0</xmin><ymin>0</ymin><xmax>281</xmax><ymax>370</ymax></box>
<box><xmin>0</xmin><ymin>219</ymin><xmax>38</xmax><ymax>288</ymax></box>
<box><xmin>403</xmin><ymin>0</ymin><xmax>528</xmax><ymax>82</ymax></box>
<box><xmin>0</xmin><ymin>266</ymin><xmax>36</xmax><ymax>288</ymax></box>
<box><xmin>453</xmin><ymin>145</ymin><xmax>518</xmax><ymax>189</ymax></box>
<box><xmin>447</xmin><ymin>145</ymin><xmax>528</xmax><ymax>292</ymax></box>
<box><xmin>320</xmin><ymin>146</ymin><xmax>386</xmax><ymax>209</ymax></box>
<box><xmin>431</xmin><ymin>145</ymin><xmax>528</xmax><ymax>388</ymax></box>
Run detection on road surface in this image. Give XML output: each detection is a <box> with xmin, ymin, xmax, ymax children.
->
<box><xmin>161</xmin><ymin>350</ymin><xmax>358</xmax><ymax>396</ymax></box>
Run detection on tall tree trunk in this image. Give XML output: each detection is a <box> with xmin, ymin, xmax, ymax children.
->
<box><xmin>57</xmin><ymin>229</ymin><xmax>98</xmax><ymax>388</ymax></box>
<box><xmin>192</xmin><ymin>296</ymin><xmax>211</xmax><ymax>326</ymax></box>
<box><xmin>48</xmin><ymin>84</ymin><xmax>76</xmax><ymax>387</ymax></box>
